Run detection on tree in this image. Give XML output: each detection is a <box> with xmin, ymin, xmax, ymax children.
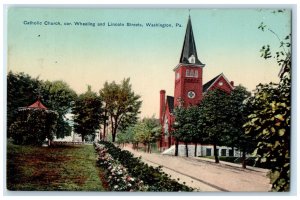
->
<box><xmin>243</xmin><ymin>20</ymin><xmax>291</xmax><ymax>191</ymax></box>
<box><xmin>72</xmin><ymin>86</ymin><xmax>103</xmax><ymax>142</ymax></box>
<box><xmin>172</xmin><ymin>107</ymin><xmax>186</xmax><ymax>156</ymax></box>
<box><xmin>244</xmin><ymin>70</ymin><xmax>290</xmax><ymax>191</ymax></box>
<box><xmin>7</xmin><ymin>72</ymin><xmax>77</xmax><ymax>139</ymax></box>
<box><xmin>100</xmin><ymin>78</ymin><xmax>142</xmax><ymax>142</ymax></box>
<box><xmin>40</xmin><ymin>80</ymin><xmax>77</xmax><ymax>138</ymax></box>
<box><xmin>172</xmin><ymin>106</ymin><xmax>199</xmax><ymax>157</ymax></box>
<box><xmin>197</xmin><ymin>89</ymin><xmax>231</xmax><ymax>163</ymax></box>
<box><xmin>7</xmin><ymin>71</ymin><xmax>41</xmax><ymax>132</ymax></box>
<box><xmin>116</xmin><ymin>126</ymin><xmax>135</xmax><ymax>147</ymax></box>
<box><xmin>141</xmin><ymin>117</ymin><xmax>162</xmax><ymax>153</ymax></box>
<box><xmin>226</xmin><ymin>85</ymin><xmax>255</xmax><ymax>168</ymax></box>
<box><xmin>9</xmin><ymin>109</ymin><xmax>58</xmax><ymax>145</ymax></box>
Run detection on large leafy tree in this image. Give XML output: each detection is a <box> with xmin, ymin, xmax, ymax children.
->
<box><xmin>9</xmin><ymin>109</ymin><xmax>58</xmax><ymax>145</ymax></box>
<box><xmin>225</xmin><ymin>85</ymin><xmax>255</xmax><ymax>168</ymax></box>
<box><xmin>7</xmin><ymin>72</ymin><xmax>77</xmax><ymax>139</ymax></box>
<box><xmin>172</xmin><ymin>106</ymin><xmax>200</xmax><ymax>157</ymax></box>
<box><xmin>72</xmin><ymin>86</ymin><xmax>103</xmax><ymax>142</ymax></box>
<box><xmin>172</xmin><ymin>107</ymin><xmax>187</xmax><ymax>157</ymax></box>
<box><xmin>197</xmin><ymin>89</ymin><xmax>231</xmax><ymax>163</ymax></box>
<box><xmin>244</xmin><ymin>70</ymin><xmax>290</xmax><ymax>191</ymax></box>
<box><xmin>40</xmin><ymin>80</ymin><xmax>77</xmax><ymax>138</ymax></box>
<box><xmin>100</xmin><ymin>78</ymin><xmax>142</xmax><ymax>142</ymax></box>
<box><xmin>7</xmin><ymin>71</ymin><xmax>41</xmax><ymax>131</ymax></box>
<box><xmin>244</xmin><ymin>20</ymin><xmax>291</xmax><ymax>191</ymax></box>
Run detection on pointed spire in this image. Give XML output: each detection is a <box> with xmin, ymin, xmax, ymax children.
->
<box><xmin>179</xmin><ymin>14</ymin><xmax>205</xmax><ymax>66</ymax></box>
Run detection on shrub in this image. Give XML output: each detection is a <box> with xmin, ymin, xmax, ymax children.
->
<box><xmin>95</xmin><ymin>143</ymin><xmax>146</xmax><ymax>191</ymax></box>
<box><xmin>98</xmin><ymin>141</ymin><xmax>193</xmax><ymax>191</ymax></box>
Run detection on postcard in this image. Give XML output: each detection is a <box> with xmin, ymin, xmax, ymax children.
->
<box><xmin>5</xmin><ymin>6</ymin><xmax>292</xmax><ymax>193</ymax></box>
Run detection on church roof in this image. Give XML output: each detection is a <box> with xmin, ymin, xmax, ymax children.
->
<box><xmin>179</xmin><ymin>15</ymin><xmax>205</xmax><ymax>66</ymax></box>
<box><xmin>27</xmin><ymin>99</ymin><xmax>48</xmax><ymax>109</ymax></box>
<box><xmin>166</xmin><ymin>96</ymin><xmax>174</xmax><ymax>113</ymax></box>
<box><xmin>203</xmin><ymin>73</ymin><xmax>234</xmax><ymax>93</ymax></box>
<box><xmin>203</xmin><ymin>73</ymin><xmax>222</xmax><ymax>93</ymax></box>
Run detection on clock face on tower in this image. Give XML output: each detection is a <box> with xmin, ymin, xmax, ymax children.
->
<box><xmin>187</xmin><ymin>91</ymin><xmax>196</xmax><ymax>99</ymax></box>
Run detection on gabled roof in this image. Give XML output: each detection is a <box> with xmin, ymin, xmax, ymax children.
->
<box><xmin>166</xmin><ymin>96</ymin><xmax>174</xmax><ymax>113</ymax></box>
<box><xmin>179</xmin><ymin>15</ymin><xmax>205</xmax><ymax>66</ymax></box>
<box><xmin>203</xmin><ymin>73</ymin><xmax>222</xmax><ymax>93</ymax></box>
<box><xmin>27</xmin><ymin>100</ymin><xmax>48</xmax><ymax>109</ymax></box>
<box><xmin>203</xmin><ymin>73</ymin><xmax>234</xmax><ymax>93</ymax></box>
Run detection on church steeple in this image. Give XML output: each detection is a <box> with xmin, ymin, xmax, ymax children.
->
<box><xmin>179</xmin><ymin>15</ymin><xmax>205</xmax><ymax>67</ymax></box>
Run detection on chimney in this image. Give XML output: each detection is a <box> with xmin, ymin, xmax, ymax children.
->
<box><xmin>159</xmin><ymin>90</ymin><xmax>166</xmax><ymax>124</ymax></box>
<box><xmin>230</xmin><ymin>81</ymin><xmax>234</xmax><ymax>87</ymax></box>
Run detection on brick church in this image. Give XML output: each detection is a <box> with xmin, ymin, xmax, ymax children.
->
<box><xmin>159</xmin><ymin>16</ymin><xmax>235</xmax><ymax>156</ymax></box>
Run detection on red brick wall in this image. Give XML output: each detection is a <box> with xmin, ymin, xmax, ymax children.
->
<box><xmin>174</xmin><ymin>65</ymin><xmax>203</xmax><ymax>107</ymax></box>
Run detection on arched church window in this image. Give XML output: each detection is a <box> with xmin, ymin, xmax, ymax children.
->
<box><xmin>186</xmin><ymin>69</ymin><xmax>190</xmax><ymax>77</ymax></box>
<box><xmin>195</xmin><ymin>70</ymin><xmax>198</xmax><ymax>78</ymax></box>
<box><xmin>190</xmin><ymin>69</ymin><xmax>194</xmax><ymax>77</ymax></box>
<box><xmin>164</xmin><ymin>118</ymin><xmax>169</xmax><ymax>136</ymax></box>
<box><xmin>176</xmin><ymin>72</ymin><xmax>180</xmax><ymax>79</ymax></box>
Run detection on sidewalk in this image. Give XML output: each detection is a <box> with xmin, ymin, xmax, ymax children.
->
<box><xmin>121</xmin><ymin>145</ymin><xmax>272</xmax><ymax>192</ymax></box>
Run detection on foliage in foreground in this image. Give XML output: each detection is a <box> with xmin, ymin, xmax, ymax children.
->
<box><xmin>96</xmin><ymin>141</ymin><xmax>194</xmax><ymax>191</ymax></box>
<box><xmin>244</xmin><ymin>68</ymin><xmax>290</xmax><ymax>191</ymax></box>
<box><xmin>95</xmin><ymin>143</ymin><xmax>147</xmax><ymax>191</ymax></box>
<box><xmin>244</xmin><ymin>21</ymin><xmax>291</xmax><ymax>191</ymax></box>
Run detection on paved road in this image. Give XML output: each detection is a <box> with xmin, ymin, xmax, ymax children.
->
<box><xmin>121</xmin><ymin>145</ymin><xmax>272</xmax><ymax>192</ymax></box>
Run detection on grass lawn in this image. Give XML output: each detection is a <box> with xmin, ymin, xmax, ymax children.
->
<box><xmin>7</xmin><ymin>143</ymin><xmax>105</xmax><ymax>191</ymax></box>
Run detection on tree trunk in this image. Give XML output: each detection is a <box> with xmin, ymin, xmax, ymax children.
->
<box><xmin>242</xmin><ymin>149</ymin><xmax>247</xmax><ymax>169</ymax></box>
<box><xmin>168</xmin><ymin>136</ymin><xmax>171</xmax><ymax>148</ymax></box>
<box><xmin>213</xmin><ymin>143</ymin><xmax>219</xmax><ymax>163</ymax></box>
<box><xmin>81</xmin><ymin>135</ymin><xmax>84</xmax><ymax>143</ymax></box>
<box><xmin>194</xmin><ymin>142</ymin><xmax>197</xmax><ymax>157</ymax></box>
<box><xmin>112</xmin><ymin>132</ymin><xmax>116</xmax><ymax>142</ymax></box>
<box><xmin>159</xmin><ymin>138</ymin><xmax>162</xmax><ymax>152</ymax></box>
<box><xmin>185</xmin><ymin>142</ymin><xmax>188</xmax><ymax>157</ymax></box>
<box><xmin>148</xmin><ymin>143</ymin><xmax>151</xmax><ymax>153</ymax></box>
<box><xmin>103</xmin><ymin>119</ymin><xmax>106</xmax><ymax>141</ymax></box>
<box><xmin>111</xmin><ymin>117</ymin><xmax>118</xmax><ymax>142</ymax></box>
<box><xmin>175</xmin><ymin>139</ymin><xmax>179</xmax><ymax>156</ymax></box>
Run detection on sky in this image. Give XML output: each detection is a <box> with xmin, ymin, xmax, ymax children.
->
<box><xmin>7</xmin><ymin>7</ymin><xmax>291</xmax><ymax>118</ymax></box>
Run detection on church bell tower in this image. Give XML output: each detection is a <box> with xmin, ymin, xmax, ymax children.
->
<box><xmin>174</xmin><ymin>15</ymin><xmax>205</xmax><ymax>107</ymax></box>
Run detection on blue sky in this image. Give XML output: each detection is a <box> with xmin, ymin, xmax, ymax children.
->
<box><xmin>7</xmin><ymin>7</ymin><xmax>291</xmax><ymax>117</ymax></box>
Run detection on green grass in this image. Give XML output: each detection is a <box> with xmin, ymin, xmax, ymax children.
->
<box><xmin>7</xmin><ymin>143</ymin><xmax>105</xmax><ymax>191</ymax></box>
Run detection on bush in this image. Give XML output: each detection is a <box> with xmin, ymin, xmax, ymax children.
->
<box><xmin>9</xmin><ymin>109</ymin><xmax>58</xmax><ymax>145</ymax></box>
<box><xmin>97</xmin><ymin>141</ymin><xmax>193</xmax><ymax>191</ymax></box>
<box><xmin>95</xmin><ymin>143</ymin><xmax>146</xmax><ymax>191</ymax></box>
